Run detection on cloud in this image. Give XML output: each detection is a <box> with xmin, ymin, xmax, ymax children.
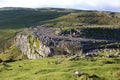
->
<box><xmin>0</xmin><ymin>0</ymin><xmax>120</xmax><ymax>12</ymax></box>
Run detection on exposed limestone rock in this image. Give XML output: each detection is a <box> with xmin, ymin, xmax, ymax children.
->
<box><xmin>14</xmin><ymin>32</ymin><xmax>51</xmax><ymax>59</ymax></box>
<box><xmin>14</xmin><ymin>26</ymin><xmax>120</xmax><ymax>59</ymax></box>
<box><xmin>14</xmin><ymin>27</ymin><xmax>83</xmax><ymax>59</ymax></box>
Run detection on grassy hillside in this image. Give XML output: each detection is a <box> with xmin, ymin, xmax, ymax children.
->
<box><xmin>0</xmin><ymin>7</ymin><xmax>120</xmax><ymax>29</ymax></box>
<box><xmin>43</xmin><ymin>11</ymin><xmax>120</xmax><ymax>28</ymax></box>
<box><xmin>0</xmin><ymin>7</ymin><xmax>120</xmax><ymax>80</ymax></box>
<box><xmin>0</xmin><ymin>7</ymin><xmax>120</xmax><ymax>59</ymax></box>
<box><xmin>0</xmin><ymin>7</ymin><xmax>71</xmax><ymax>53</ymax></box>
<box><xmin>0</xmin><ymin>55</ymin><xmax>120</xmax><ymax>80</ymax></box>
<box><xmin>0</xmin><ymin>7</ymin><xmax>71</xmax><ymax>29</ymax></box>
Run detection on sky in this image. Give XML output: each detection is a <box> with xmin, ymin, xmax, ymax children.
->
<box><xmin>0</xmin><ymin>0</ymin><xmax>120</xmax><ymax>12</ymax></box>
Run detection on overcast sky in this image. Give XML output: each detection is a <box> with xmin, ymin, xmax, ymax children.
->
<box><xmin>0</xmin><ymin>0</ymin><xmax>120</xmax><ymax>12</ymax></box>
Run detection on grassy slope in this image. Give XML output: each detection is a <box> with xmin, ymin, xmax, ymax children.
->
<box><xmin>0</xmin><ymin>8</ymin><xmax>71</xmax><ymax>29</ymax></box>
<box><xmin>0</xmin><ymin>7</ymin><xmax>71</xmax><ymax>53</ymax></box>
<box><xmin>0</xmin><ymin>56</ymin><xmax>120</xmax><ymax>80</ymax></box>
<box><xmin>0</xmin><ymin>7</ymin><xmax>120</xmax><ymax>80</ymax></box>
<box><xmin>43</xmin><ymin>11</ymin><xmax>120</xmax><ymax>28</ymax></box>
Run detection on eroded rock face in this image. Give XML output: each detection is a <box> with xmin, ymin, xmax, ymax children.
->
<box><xmin>14</xmin><ymin>27</ymin><xmax>83</xmax><ymax>59</ymax></box>
<box><xmin>14</xmin><ymin>32</ymin><xmax>51</xmax><ymax>59</ymax></box>
<box><xmin>14</xmin><ymin>26</ymin><xmax>120</xmax><ymax>59</ymax></box>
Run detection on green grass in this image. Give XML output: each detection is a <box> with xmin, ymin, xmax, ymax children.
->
<box><xmin>0</xmin><ymin>29</ymin><xmax>18</xmax><ymax>40</ymax></box>
<box><xmin>0</xmin><ymin>56</ymin><xmax>120</xmax><ymax>80</ymax></box>
<box><xmin>0</xmin><ymin>44</ymin><xmax>27</xmax><ymax>61</ymax></box>
<box><xmin>0</xmin><ymin>8</ymin><xmax>120</xmax><ymax>80</ymax></box>
<box><xmin>0</xmin><ymin>29</ymin><xmax>20</xmax><ymax>53</ymax></box>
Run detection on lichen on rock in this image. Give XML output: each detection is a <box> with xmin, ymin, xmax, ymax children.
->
<box><xmin>14</xmin><ymin>31</ymin><xmax>51</xmax><ymax>59</ymax></box>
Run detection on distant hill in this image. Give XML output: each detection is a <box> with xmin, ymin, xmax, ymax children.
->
<box><xmin>0</xmin><ymin>7</ymin><xmax>120</xmax><ymax>29</ymax></box>
<box><xmin>0</xmin><ymin>7</ymin><xmax>71</xmax><ymax>29</ymax></box>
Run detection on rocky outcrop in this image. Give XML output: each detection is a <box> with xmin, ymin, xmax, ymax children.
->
<box><xmin>14</xmin><ymin>32</ymin><xmax>51</xmax><ymax>59</ymax></box>
<box><xmin>14</xmin><ymin>27</ymin><xmax>82</xmax><ymax>59</ymax></box>
<box><xmin>14</xmin><ymin>26</ymin><xmax>120</xmax><ymax>59</ymax></box>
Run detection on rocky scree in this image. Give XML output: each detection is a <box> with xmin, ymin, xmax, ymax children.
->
<box><xmin>14</xmin><ymin>26</ymin><xmax>120</xmax><ymax>59</ymax></box>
